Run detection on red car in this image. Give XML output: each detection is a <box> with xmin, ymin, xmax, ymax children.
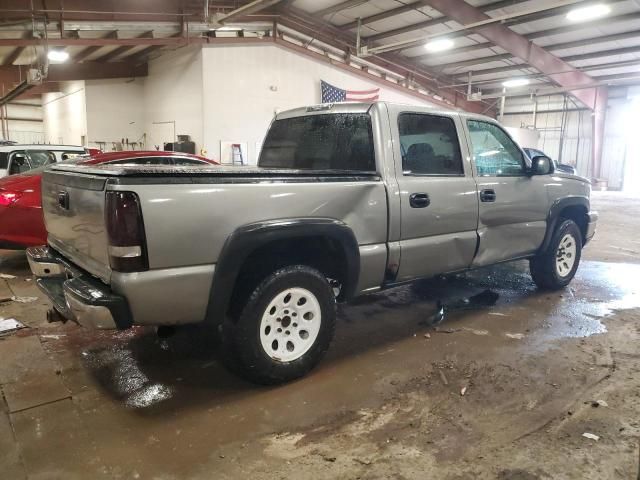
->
<box><xmin>0</xmin><ymin>151</ymin><xmax>218</xmax><ymax>249</ymax></box>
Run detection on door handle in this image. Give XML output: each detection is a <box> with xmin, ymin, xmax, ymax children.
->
<box><xmin>480</xmin><ymin>189</ymin><xmax>496</xmax><ymax>202</ymax></box>
<box><xmin>409</xmin><ymin>193</ymin><xmax>430</xmax><ymax>208</ymax></box>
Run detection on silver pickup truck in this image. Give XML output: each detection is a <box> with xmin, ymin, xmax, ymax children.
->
<box><xmin>28</xmin><ymin>102</ymin><xmax>597</xmax><ymax>384</ymax></box>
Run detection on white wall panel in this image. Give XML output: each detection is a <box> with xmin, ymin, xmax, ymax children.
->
<box><xmin>85</xmin><ymin>79</ymin><xmax>145</xmax><ymax>149</ymax></box>
<box><xmin>143</xmin><ymin>46</ymin><xmax>204</xmax><ymax>152</ymax></box>
<box><xmin>201</xmin><ymin>44</ymin><xmax>436</xmax><ymax>164</ymax></box>
<box><xmin>42</xmin><ymin>80</ymin><xmax>87</xmax><ymax>145</ymax></box>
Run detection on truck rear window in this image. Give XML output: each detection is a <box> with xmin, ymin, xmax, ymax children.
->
<box><xmin>0</xmin><ymin>153</ymin><xmax>7</xmax><ymax>169</ymax></box>
<box><xmin>259</xmin><ymin>114</ymin><xmax>376</xmax><ymax>172</ymax></box>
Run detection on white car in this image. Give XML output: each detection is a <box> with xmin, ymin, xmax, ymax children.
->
<box><xmin>0</xmin><ymin>143</ymin><xmax>88</xmax><ymax>178</ymax></box>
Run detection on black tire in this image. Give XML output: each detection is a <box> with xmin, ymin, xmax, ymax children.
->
<box><xmin>225</xmin><ymin>265</ymin><xmax>336</xmax><ymax>385</ymax></box>
<box><xmin>530</xmin><ymin>219</ymin><xmax>582</xmax><ymax>290</ymax></box>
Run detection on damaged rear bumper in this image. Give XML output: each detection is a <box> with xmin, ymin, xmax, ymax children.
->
<box><xmin>27</xmin><ymin>246</ymin><xmax>132</xmax><ymax>330</ymax></box>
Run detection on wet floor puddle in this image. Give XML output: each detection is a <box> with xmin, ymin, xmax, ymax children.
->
<box><xmin>44</xmin><ymin>260</ymin><xmax>640</xmax><ymax>414</ymax></box>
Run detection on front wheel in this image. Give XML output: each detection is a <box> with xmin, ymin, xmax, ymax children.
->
<box><xmin>228</xmin><ymin>265</ymin><xmax>336</xmax><ymax>384</ymax></box>
<box><xmin>530</xmin><ymin>219</ymin><xmax>582</xmax><ymax>290</ymax></box>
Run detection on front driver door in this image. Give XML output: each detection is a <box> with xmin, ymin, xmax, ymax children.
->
<box><xmin>465</xmin><ymin>119</ymin><xmax>549</xmax><ymax>267</ymax></box>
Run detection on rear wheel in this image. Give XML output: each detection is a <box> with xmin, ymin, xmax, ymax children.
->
<box><xmin>530</xmin><ymin>219</ymin><xmax>582</xmax><ymax>290</ymax></box>
<box><xmin>226</xmin><ymin>265</ymin><xmax>336</xmax><ymax>384</ymax></box>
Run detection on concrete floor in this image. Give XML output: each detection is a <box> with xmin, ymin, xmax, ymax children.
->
<box><xmin>1</xmin><ymin>191</ymin><xmax>639</xmax><ymax>480</ymax></box>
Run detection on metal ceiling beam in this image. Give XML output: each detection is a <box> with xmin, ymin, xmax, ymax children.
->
<box><xmin>340</xmin><ymin>0</ymin><xmax>528</xmax><ymax>31</ymax></box>
<box><xmin>366</xmin><ymin>0</ymin><xmax>625</xmax><ymax>49</ymax></box>
<box><xmin>418</xmin><ymin>0</ymin><xmax>599</xmax><ymax>108</ymax></box>
<box><xmin>16</xmin><ymin>82</ymin><xmax>62</xmax><ymax>100</ymax></box>
<box><xmin>481</xmin><ymin>71</ymin><xmax>640</xmax><ymax>97</ymax></box>
<box><xmin>124</xmin><ymin>32</ymin><xmax>183</xmax><ymax>64</ymax></box>
<box><xmin>433</xmin><ymin>29</ymin><xmax>640</xmax><ymax>70</ymax></box>
<box><xmin>446</xmin><ymin>58</ymin><xmax>640</xmax><ymax>89</ymax></box>
<box><xmin>70</xmin><ymin>30</ymin><xmax>119</xmax><ymax>62</ymax></box>
<box><xmin>364</xmin><ymin>0</ymin><xmax>532</xmax><ymax>42</ymax></box>
<box><xmin>458</xmin><ymin>45</ymin><xmax>640</xmax><ymax>79</ymax></box>
<box><xmin>313</xmin><ymin>0</ymin><xmax>368</xmax><ymax>17</ymax></box>
<box><xmin>409</xmin><ymin>11</ymin><xmax>640</xmax><ymax>61</ymax></box>
<box><xmin>339</xmin><ymin>1</ymin><xmax>430</xmax><ymax>30</ymax></box>
<box><xmin>217</xmin><ymin>0</ymin><xmax>284</xmax><ymax>24</ymax></box>
<box><xmin>277</xmin><ymin>7</ymin><xmax>488</xmax><ymax>113</ymax></box>
<box><xmin>93</xmin><ymin>31</ymin><xmax>154</xmax><ymax>62</ymax></box>
<box><xmin>0</xmin><ymin>0</ymin><xmax>197</xmax><ymax>23</ymax></box>
<box><xmin>2</xmin><ymin>47</ymin><xmax>25</xmax><ymax>66</ymax></box>
<box><xmin>0</xmin><ymin>36</ymin><xmax>197</xmax><ymax>47</ymax></box>
<box><xmin>46</xmin><ymin>62</ymin><xmax>148</xmax><ymax>81</ymax></box>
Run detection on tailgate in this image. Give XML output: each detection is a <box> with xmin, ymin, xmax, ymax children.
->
<box><xmin>42</xmin><ymin>170</ymin><xmax>112</xmax><ymax>283</ymax></box>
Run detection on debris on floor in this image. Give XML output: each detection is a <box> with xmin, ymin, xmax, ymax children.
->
<box><xmin>469</xmin><ymin>289</ymin><xmax>500</xmax><ymax>306</ymax></box>
<box><xmin>10</xmin><ymin>296</ymin><xmax>38</xmax><ymax>303</ymax></box>
<box><xmin>438</xmin><ymin>369</ymin><xmax>449</xmax><ymax>386</ymax></box>
<box><xmin>463</xmin><ymin>327</ymin><xmax>489</xmax><ymax>336</ymax></box>
<box><xmin>40</xmin><ymin>334</ymin><xmax>67</xmax><ymax>340</ymax></box>
<box><xmin>0</xmin><ymin>317</ymin><xmax>26</xmax><ymax>334</ymax></box>
<box><xmin>590</xmin><ymin>399</ymin><xmax>609</xmax><ymax>408</ymax></box>
<box><xmin>0</xmin><ymin>273</ymin><xmax>17</xmax><ymax>279</ymax></box>
<box><xmin>505</xmin><ymin>333</ymin><xmax>525</xmax><ymax>340</ymax></box>
<box><xmin>582</xmin><ymin>432</ymin><xmax>600</xmax><ymax>441</ymax></box>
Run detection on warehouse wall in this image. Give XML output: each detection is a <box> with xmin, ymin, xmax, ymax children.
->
<box><xmin>42</xmin><ymin>43</ymin><xmax>438</xmax><ymax>159</ymax></box>
<box><xmin>143</xmin><ymin>46</ymin><xmax>204</xmax><ymax>152</ymax></box>
<box><xmin>201</xmin><ymin>43</ymin><xmax>436</xmax><ymax>164</ymax></box>
<box><xmin>5</xmin><ymin>100</ymin><xmax>44</xmax><ymax>143</ymax></box>
<box><xmin>85</xmin><ymin>79</ymin><xmax>145</xmax><ymax>149</ymax></box>
<box><xmin>42</xmin><ymin>80</ymin><xmax>87</xmax><ymax>145</ymax></box>
<box><xmin>501</xmin><ymin>89</ymin><xmax>634</xmax><ymax>190</ymax></box>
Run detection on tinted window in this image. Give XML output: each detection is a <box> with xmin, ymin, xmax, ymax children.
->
<box><xmin>172</xmin><ymin>158</ymin><xmax>207</xmax><ymax>165</ymax></box>
<box><xmin>9</xmin><ymin>151</ymin><xmax>29</xmax><ymax>175</ymax></box>
<box><xmin>467</xmin><ymin>120</ymin><xmax>525</xmax><ymax>177</ymax></box>
<box><xmin>109</xmin><ymin>157</ymin><xmax>171</xmax><ymax>166</ymax></box>
<box><xmin>259</xmin><ymin>114</ymin><xmax>375</xmax><ymax>171</ymax></box>
<box><xmin>0</xmin><ymin>153</ymin><xmax>7</xmax><ymax>169</ymax></box>
<box><xmin>399</xmin><ymin>114</ymin><xmax>463</xmax><ymax>175</ymax></box>
<box><xmin>26</xmin><ymin>150</ymin><xmax>56</xmax><ymax>168</ymax></box>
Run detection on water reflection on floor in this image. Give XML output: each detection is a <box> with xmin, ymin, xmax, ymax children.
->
<box><xmin>52</xmin><ymin>260</ymin><xmax>640</xmax><ymax>414</ymax></box>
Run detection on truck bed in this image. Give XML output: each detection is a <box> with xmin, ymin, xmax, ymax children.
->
<box><xmin>42</xmin><ymin>164</ymin><xmax>388</xmax><ymax>292</ymax></box>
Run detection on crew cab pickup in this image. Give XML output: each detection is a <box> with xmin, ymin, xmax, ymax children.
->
<box><xmin>28</xmin><ymin>102</ymin><xmax>597</xmax><ymax>384</ymax></box>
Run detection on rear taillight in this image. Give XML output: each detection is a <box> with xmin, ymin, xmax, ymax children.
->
<box><xmin>105</xmin><ymin>191</ymin><xmax>148</xmax><ymax>272</ymax></box>
<box><xmin>0</xmin><ymin>190</ymin><xmax>23</xmax><ymax>206</ymax></box>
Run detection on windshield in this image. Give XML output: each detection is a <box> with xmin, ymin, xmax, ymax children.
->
<box><xmin>26</xmin><ymin>150</ymin><xmax>57</xmax><ymax>168</ymax></box>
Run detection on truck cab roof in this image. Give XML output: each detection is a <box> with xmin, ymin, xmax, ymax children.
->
<box><xmin>275</xmin><ymin>101</ymin><xmax>498</xmax><ymax>124</ymax></box>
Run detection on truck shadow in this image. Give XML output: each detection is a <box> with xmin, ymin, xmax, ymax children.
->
<box><xmin>77</xmin><ymin>260</ymin><xmax>556</xmax><ymax>414</ymax></box>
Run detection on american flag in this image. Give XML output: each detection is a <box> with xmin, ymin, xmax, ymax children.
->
<box><xmin>321</xmin><ymin>80</ymin><xmax>380</xmax><ymax>103</ymax></box>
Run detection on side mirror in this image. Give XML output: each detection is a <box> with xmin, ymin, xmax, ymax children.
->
<box><xmin>530</xmin><ymin>155</ymin><xmax>554</xmax><ymax>176</ymax></box>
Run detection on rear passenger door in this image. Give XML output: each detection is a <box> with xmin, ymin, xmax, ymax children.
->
<box><xmin>390</xmin><ymin>108</ymin><xmax>479</xmax><ymax>282</ymax></box>
<box><xmin>464</xmin><ymin>119</ymin><xmax>549</xmax><ymax>266</ymax></box>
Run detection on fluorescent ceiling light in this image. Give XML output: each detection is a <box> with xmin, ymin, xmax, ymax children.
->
<box><xmin>424</xmin><ymin>38</ymin><xmax>454</xmax><ymax>53</ymax></box>
<box><xmin>214</xmin><ymin>26</ymin><xmax>242</xmax><ymax>31</ymax></box>
<box><xmin>502</xmin><ymin>78</ymin><xmax>530</xmax><ymax>88</ymax></box>
<box><xmin>47</xmin><ymin>49</ymin><xmax>69</xmax><ymax>62</ymax></box>
<box><xmin>566</xmin><ymin>3</ymin><xmax>611</xmax><ymax>22</ymax></box>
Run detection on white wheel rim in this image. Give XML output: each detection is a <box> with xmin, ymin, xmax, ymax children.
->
<box><xmin>259</xmin><ymin>287</ymin><xmax>322</xmax><ymax>363</ymax></box>
<box><xmin>555</xmin><ymin>233</ymin><xmax>577</xmax><ymax>277</ymax></box>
